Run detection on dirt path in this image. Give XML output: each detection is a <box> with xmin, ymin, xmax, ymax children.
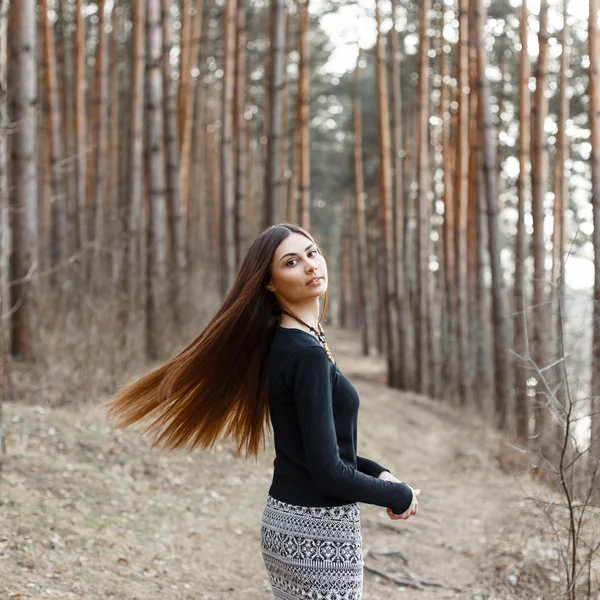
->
<box><xmin>0</xmin><ymin>328</ymin><xmax>558</xmax><ymax>599</ymax></box>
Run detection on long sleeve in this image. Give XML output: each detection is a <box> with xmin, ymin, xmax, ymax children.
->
<box><xmin>356</xmin><ymin>455</ymin><xmax>390</xmax><ymax>478</ymax></box>
<box><xmin>288</xmin><ymin>346</ymin><xmax>413</xmax><ymax>515</ymax></box>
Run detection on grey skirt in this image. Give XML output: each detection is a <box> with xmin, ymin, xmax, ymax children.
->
<box><xmin>260</xmin><ymin>494</ymin><xmax>364</xmax><ymax>600</ymax></box>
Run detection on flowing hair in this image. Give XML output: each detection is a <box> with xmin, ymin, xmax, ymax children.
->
<box><xmin>102</xmin><ymin>223</ymin><xmax>328</xmax><ymax>458</ymax></box>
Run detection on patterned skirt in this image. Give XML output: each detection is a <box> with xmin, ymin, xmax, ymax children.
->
<box><xmin>260</xmin><ymin>494</ymin><xmax>364</xmax><ymax>600</ymax></box>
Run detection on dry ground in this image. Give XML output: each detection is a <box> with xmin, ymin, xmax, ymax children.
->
<box><xmin>0</xmin><ymin>327</ymin><xmax>590</xmax><ymax>599</ymax></box>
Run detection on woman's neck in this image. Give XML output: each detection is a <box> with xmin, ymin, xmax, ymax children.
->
<box><xmin>279</xmin><ymin>301</ymin><xmax>321</xmax><ymax>332</ymax></box>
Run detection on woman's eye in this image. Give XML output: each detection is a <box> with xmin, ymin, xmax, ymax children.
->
<box><xmin>286</xmin><ymin>259</ymin><xmax>298</xmax><ymax>267</ymax></box>
<box><xmin>308</xmin><ymin>249</ymin><xmax>317</xmax><ymax>257</ymax></box>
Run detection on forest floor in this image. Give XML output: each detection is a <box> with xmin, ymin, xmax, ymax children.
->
<box><xmin>0</xmin><ymin>327</ymin><xmax>584</xmax><ymax>599</ymax></box>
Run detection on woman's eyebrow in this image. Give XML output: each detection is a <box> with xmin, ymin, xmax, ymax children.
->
<box><xmin>278</xmin><ymin>243</ymin><xmax>315</xmax><ymax>263</ymax></box>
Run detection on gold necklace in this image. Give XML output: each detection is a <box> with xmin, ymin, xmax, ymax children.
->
<box><xmin>279</xmin><ymin>308</ymin><xmax>336</xmax><ymax>365</ymax></box>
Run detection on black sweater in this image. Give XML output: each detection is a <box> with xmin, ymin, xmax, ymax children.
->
<box><xmin>266</xmin><ymin>326</ymin><xmax>414</xmax><ymax>515</ymax></box>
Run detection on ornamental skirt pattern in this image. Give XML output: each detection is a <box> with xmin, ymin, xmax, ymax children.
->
<box><xmin>260</xmin><ymin>494</ymin><xmax>364</xmax><ymax>600</ymax></box>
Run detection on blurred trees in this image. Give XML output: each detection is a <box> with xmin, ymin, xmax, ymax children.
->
<box><xmin>0</xmin><ymin>0</ymin><xmax>598</xmax><ymax>480</ymax></box>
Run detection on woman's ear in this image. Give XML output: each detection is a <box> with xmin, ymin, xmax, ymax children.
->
<box><xmin>266</xmin><ymin>281</ymin><xmax>276</xmax><ymax>293</ymax></box>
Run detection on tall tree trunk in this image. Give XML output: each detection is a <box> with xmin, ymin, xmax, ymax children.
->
<box><xmin>441</xmin><ymin>8</ymin><xmax>457</xmax><ymax>403</ymax></box>
<box><xmin>8</xmin><ymin>0</ymin><xmax>38</xmax><ymax>359</ymax></box>
<box><xmin>279</xmin><ymin>11</ymin><xmax>291</xmax><ymax>222</ymax></box>
<box><xmin>161</xmin><ymin>0</ymin><xmax>187</xmax><ymax>320</ymax></box>
<box><xmin>297</xmin><ymin>0</ymin><xmax>310</xmax><ymax>229</ymax></box>
<box><xmin>145</xmin><ymin>0</ymin><xmax>167</xmax><ymax>359</ymax></box>
<box><xmin>57</xmin><ymin>0</ymin><xmax>77</xmax><ymax>258</ymax></box>
<box><xmin>390</xmin><ymin>0</ymin><xmax>411</xmax><ymax>389</ymax></box>
<box><xmin>40</xmin><ymin>0</ymin><xmax>66</xmax><ymax>265</ymax></box>
<box><xmin>74</xmin><ymin>0</ymin><xmax>87</xmax><ymax>252</ymax></box>
<box><xmin>179</xmin><ymin>0</ymin><xmax>203</xmax><ymax>238</ymax></box>
<box><xmin>531</xmin><ymin>0</ymin><xmax>551</xmax><ymax>451</ymax></box>
<box><xmin>127</xmin><ymin>0</ymin><xmax>146</xmax><ymax>316</ymax></box>
<box><xmin>0</xmin><ymin>0</ymin><xmax>10</xmax><ymax>470</ymax></box>
<box><xmin>414</xmin><ymin>0</ymin><xmax>431</xmax><ymax>394</ymax></box>
<box><xmin>473</xmin><ymin>0</ymin><xmax>511</xmax><ymax>432</ymax></box>
<box><xmin>88</xmin><ymin>0</ymin><xmax>108</xmax><ymax>249</ymax></box>
<box><xmin>352</xmin><ymin>53</ymin><xmax>371</xmax><ymax>356</ymax></box>
<box><xmin>588</xmin><ymin>0</ymin><xmax>600</xmax><ymax>465</ymax></box>
<box><xmin>264</xmin><ymin>0</ymin><xmax>286</xmax><ymax>227</ymax></box>
<box><xmin>375</xmin><ymin>1</ymin><xmax>399</xmax><ymax>388</ymax></box>
<box><xmin>514</xmin><ymin>0</ymin><xmax>531</xmax><ymax>444</ymax></box>
<box><xmin>109</xmin><ymin>0</ymin><xmax>121</xmax><ymax>281</ymax></box>
<box><xmin>178</xmin><ymin>0</ymin><xmax>192</xmax><ymax>143</ymax></box>
<box><xmin>454</xmin><ymin>0</ymin><xmax>471</xmax><ymax>406</ymax></box>
<box><xmin>234</xmin><ymin>0</ymin><xmax>248</xmax><ymax>264</ymax></box>
<box><xmin>220</xmin><ymin>0</ymin><xmax>237</xmax><ymax>295</ymax></box>
<box><xmin>551</xmin><ymin>0</ymin><xmax>569</xmax><ymax>448</ymax></box>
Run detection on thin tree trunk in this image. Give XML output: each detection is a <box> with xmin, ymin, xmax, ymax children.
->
<box><xmin>178</xmin><ymin>0</ymin><xmax>192</xmax><ymax>142</ymax></box>
<box><xmin>531</xmin><ymin>0</ymin><xmax>551</xmax><ymax>450</ymax></box>
<box><xmin>551</xmin><ymin>0</ymin><xmax>569</xmax><ymax>448</ymax></box>
<box><xmin>8</xmin><ymin>0</ymin><xmax>38</xmax><ymax>359</ymax></box>
<box><xmin>145</xmin><ymin>0</ymin><xmax>167</xmax><ymax>359</ymax></box>
<box><xmin>40</xmin><ymin>0</ymin><xmax>66</xmax><ymax>265</ymax></box>
<box><xmin>179</xmin><ymin>0</ymin><xmax>203</xmax><ymax>236</ymax></box>
<box><xmin>454</xmin><ymin>0</ymin><xmax>471</xmax><ymax>406</ymax></box>
<box><xmin>264</xmin><ymin>0</ymin><xmax>286</xmax><ymax>227</ymax></box>
<box><xmin>127</xmin><ymin>0</ymin><xmax>146</xmax><ymax>317</ymax></box>
<box><xmin>279</xmin><ymin>11</ymin><xmax>291</xmax><ymax>222</ymax></box>
<box><xmin>109</xmin><ymin>0</ymin><xmax>121</xmax><ymax>281</ymax></box>
<box><xmin>0</xmin><ymin>0</ymin><xmax>10</xmax><ymax>471</ymax></box>
<box><xmin>390</xmin><ymin>0</ymin><xmax>411</xmax><ymax>389</ymax></box>
<box><xmin>588</xmin><ymin>0</ymin><xmax>600</xmax><ymax>464</ymax></box>
<box><xmin>297</xmin><ymin>0</ymin><xmax>310</xmax><ymax>229</ymax></box>
<box><xmin>88</xmin><ymin>0</ymin><xmax>108</xmax><ymax>249</ymax></box>
<box><xmin>441</xmin><ymin>8</ymin><xmax>457</xmax><ymax>403</ymax></box>
<box><xmin>473</xmin><ymin>0</ymin><xmax>511</xmax><ymax>432</ymax></box>
<box><xmin>514</xmin><ymin>0</ymin><xmax>531</xmax><ymax>445</ymax></box>
<box><xmin>375</xmin><ymin>1</ymin><xmax>400</xmax><ymax>387</ymax></box>
<box><xmin>415</xmin><ymin>0</ymin><xmax>431</xmax><ymax>394</ymax></box>
<box><xmin>234</xmin><ymin>1</ymin><xmax>248</xmax><ymax>264</ymax></box>
<box><xmin>220</xmin><ymin>0</ymin><xmax>237</xmax><ymax>295</ymax></box>
<box><xmin>352</xmin><ymin>52</ymin><xmax>371</xmax><ymax>356</ymax></box>
<box><xmin>161</xmin><ymin>0</ymin><xmax>187</xmax><ymax>319</ymax></box>
<box><xmin>74</xmin><ymin>0</ymin><xmax>86</xmax><ymax>252</ymax></box>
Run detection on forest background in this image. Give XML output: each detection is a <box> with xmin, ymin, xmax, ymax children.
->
<box><xmin>1</xmin><ymin>0</ymin><xmax>600</xmax><ymax>596</ymax></box>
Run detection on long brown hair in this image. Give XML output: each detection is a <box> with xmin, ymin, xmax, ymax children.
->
<box><xmin>103</xmin><ymin>223</ymin><xmax>328</xmax><ymax>458</ymax></box>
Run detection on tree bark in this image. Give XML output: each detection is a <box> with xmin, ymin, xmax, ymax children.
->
<box><xmin>551</xmin><ymin>0</ymin><xmax>569</xmax><ymax>448</ymax></box>
<box><xmin>531</xmin><ymin>0</ymin><xmax>551</xmax><ymax>450</ymax></box>
<box><xmin>375</xmin><ymin>1</ymin><xmax>400</xmax><ymax>388</ymax></box>
<box><xmin>473</xmin><ymin>0</ymin><xmax>511</xmax><ymax>432</ymax></box>
<box><xmin>234</xmin><ymin>1</ymin><xmax>248</xmax><ymax>264</ymax></box>
<box><xmin>40</xmin><ymin>0</ymin><xmax>66</xmax><ymax>265</ymax></box>
<box><xmin>264</xmin><ymin>0</ymin><xmax>286</xmax><ymax>227</ymax></box>
<box><xmin>390</xmin><ymin>0</ymin><xmax>411</xmax><ymax>389</ymax></box>
<box><xmin>514</xmin><ymin>0</ymin><xmax>531</xmax><ymax>445</ymax></box>
<box><xmin>220</xmin><ymin>0</ymin><xmax>237</xmax><ymax>295</ymax></box>
<box><xmin>74</xmin><ymin>0</ymin><xmax>87</xmax><ymax>252</ymax></box>
<box><xmin>161</xmin><ymin>0</ymin><xmax>187</xmax><ymax>318</ymax></box>
<box><xmin>454</xmin><ymin>0</ymin><xmax>471</xmax><ymax>406</ymax></box>
<box><xmin>588</xmin><ymin>0</ymin><xmax>600</xmax><ymax>464</ymax></box>
<box><xmin>127</xmin><ymin>0</ymin><xmax>146</xmax><ymax>315</ymax></box>
<box><xmin>297</xmin><ymin>0</ymin><xmax>310</xmax><ymax>230</ymax></box>
<box><xmin>145</xmin><ymin>0</ymin><xmax>167</xmax><ymax>358</ymax></box>
<box><xmin>352</xmin><ymin>52</ymin><xmax>371</xmax><ymax>356</ymax></box>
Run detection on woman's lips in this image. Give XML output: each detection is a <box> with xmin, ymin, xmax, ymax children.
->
<box><xmin>307</xmin><ymin>276</ymin><xmax>324</xmax><ymax>286</ymax></box>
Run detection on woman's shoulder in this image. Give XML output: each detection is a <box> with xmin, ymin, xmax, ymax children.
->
<box><xmin>269</xmin><ymin>327</ymin><xmax>329</xmax><ymax>371</ymax></box>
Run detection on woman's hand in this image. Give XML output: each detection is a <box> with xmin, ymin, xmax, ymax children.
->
<box><xmin>378</xmin><ymin>470</ymin><xmax>420</xmax><ymax>520</ymax></box>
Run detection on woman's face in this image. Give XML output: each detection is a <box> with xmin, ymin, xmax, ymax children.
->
<box><xmin>266</xmin><ymin>232</ymin><xmax>328</xmax><ymax>304</ymax></box>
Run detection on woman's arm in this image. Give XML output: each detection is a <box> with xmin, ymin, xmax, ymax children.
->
<box><xmin>288</xmin><ymin>346</ymin><xmax>414</xmax><ymax>515</ymax></box>
<box><xmin>356</xmin><ymin>455</ymin><xmax>390</xmax><ymax>478</ymax></box>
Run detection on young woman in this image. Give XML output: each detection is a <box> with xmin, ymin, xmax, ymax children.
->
<box><xmin>104</xmin><ymin>223</ymin><xmax>419</xmax><ymax>600</ymax></box>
